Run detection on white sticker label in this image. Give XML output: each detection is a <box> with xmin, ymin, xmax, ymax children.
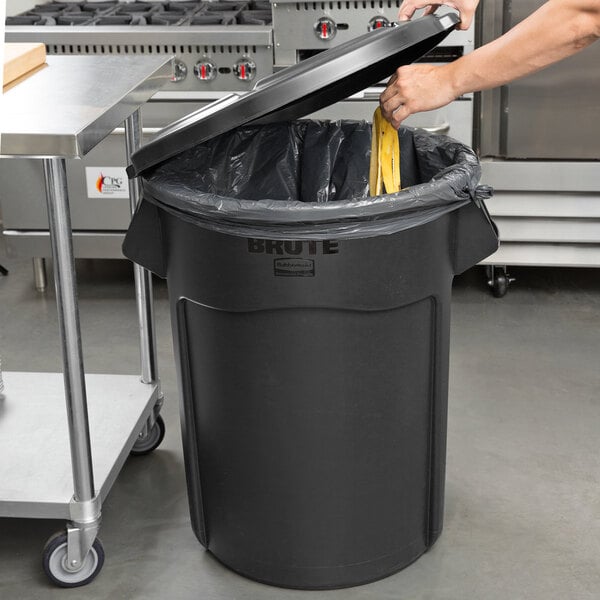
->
<box><xmin>85</xmin><ymin>167</ymin><xmax>129</xmax><ymax>198</ymax></box>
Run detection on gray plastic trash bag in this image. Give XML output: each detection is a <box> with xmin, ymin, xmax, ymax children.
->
<box><xmin>133</xmin><ymin>120</ymin><xmax>492</xmax><ymax>240</ymax></box>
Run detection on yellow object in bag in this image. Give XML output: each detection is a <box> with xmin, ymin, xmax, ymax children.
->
<box><xmin>369</xmin><ymin>106</ymin><xmax>401</xmax><ymax>196</ymax></box>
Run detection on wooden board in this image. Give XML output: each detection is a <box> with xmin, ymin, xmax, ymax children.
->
<box><xmin>3</xmin><ymin>43</ymin><xmax>47</xmax><ymax>90</ymax></box>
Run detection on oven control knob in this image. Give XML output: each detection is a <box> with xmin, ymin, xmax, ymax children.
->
<box><xmin>171</xmin><ymin>59</ymin><xmax>188</xmax><ymax>83</ymax></box>
<box><xmin>234</xmin><ymin>58</ymin><xmax>256</xmax><ymax>81</ymax></box>
<box><xmin>194</xmin><ymin>60</ymin><xmax>217</xmax><ymax>82</ymax></box>
<box><xmin>368</xmin><ymin>16</ymin><xmax>390</xmax><ymax>31</ymax></box>
<box><xmin>315</xmin><ymin>17</ymin><xmax>337</xmax><ymax>40</ymax></box>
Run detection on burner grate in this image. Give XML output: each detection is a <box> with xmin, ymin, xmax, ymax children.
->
<box><xmin>7</xmin><ymin>1</ymin><xmax>274</xmax><ymax>27</ymax></box>
<box><xmin>6</xmin><ymin>15</ymin><xmax>45</xmax><ymax>25</ymax></box>
<box><xmin>94</xmin><ymin>15</ymin><xmax>148</xmax><ymax>25</ymax></box>
<box><xmin>187</xmin><ymin>14</ymin><xmax>236</xmax><ymax>25</ymax></box>
<box><xmin>57</xmin><ymin>15</ymin><xmax>94</xmax><ymax>25</ymax></box>
<box><xmin>237</xmin><ymin>10</ymin><xmax>272</xmax><ymax>24</ymax></box>
<box><xmin>115</xmin><ymin>2</ymin><xmax>157</xmax><ymax>12</ymax></box>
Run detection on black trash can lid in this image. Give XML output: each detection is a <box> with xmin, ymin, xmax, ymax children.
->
<box><xmin>128</xmin><ymin>14</ymin><xmax>459</xmax><ymax>177</ymax></box>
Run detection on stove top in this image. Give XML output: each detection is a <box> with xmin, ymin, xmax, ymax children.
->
<box><xmin>6</xmin><ymin>1</ymin><xmax>273</xmax><ymax>27</ymax></box>
<box><xmin>6</xmin><ymin>0</ymin><xmax>466</xmax><ymax>95</ymax></box>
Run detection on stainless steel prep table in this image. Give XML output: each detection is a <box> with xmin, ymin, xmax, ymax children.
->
<box><xmin>0</xmin><ymin>55</ymin><xmax>171</xmax><ymax>587</ymax></box>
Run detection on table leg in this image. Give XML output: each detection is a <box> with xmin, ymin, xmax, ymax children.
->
<box><xmin>32</xmin><ymin>257</ymin><xmax>47</xmax><ymax>292</ymax></box>
<box><xmin>124</xmin><ymin>110</ymin><xmax>159</xmax><ymax>388</ymax></box>
<box><xmin>43</xmin><ymin>158</ymin><xmax>95</xmax><ymax>504</ymax></box>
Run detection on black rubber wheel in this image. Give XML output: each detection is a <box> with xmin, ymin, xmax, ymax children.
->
<box><xmin>42</xmin><ymin>532</ymin><xmax>104</xmax><ymax>588</ymax></box>
<box><xmin>492</xmin><ymin>272</ymin><xmax>508</xmax><ymax>298</ymax></box>
<box><xmin>131</xmin><ymin>414</ymin><xmax>165</xmax><ymax>456</ymax></box>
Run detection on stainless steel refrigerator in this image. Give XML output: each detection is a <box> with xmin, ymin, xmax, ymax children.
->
<box><xmin>476</xmin><ymin>0</ymin><xmax>600</xmax><ymax>295</ymax></box>
<box><xmin>478</xmin><ymin>0</ymin><xmax>600</xmax><ymax>159</ymax></box>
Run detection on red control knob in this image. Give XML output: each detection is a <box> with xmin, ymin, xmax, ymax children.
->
<box><xmin>194</xmin><ymin>60</ymin><xmax>217</xmax><ymax>82</ymax></box>
<box><xmin>368</xmin><ymin>16</ymin><xmax>390</xmax><ymax>31</ymax></box>
<box><xmin>234</xmin><ymin>58</ymin><xmax>256</xmax><ymax>81</ymax></box>
<box><xmin>314</xmin><ymin>17</ymin><xmax>337</xmax><ymax>40</ymax></box>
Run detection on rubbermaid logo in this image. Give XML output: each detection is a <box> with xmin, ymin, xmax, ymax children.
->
<box><xmin>274</xmin><ymin>258</ymin><xmax>315</xmax><ymax>277</ymax></box>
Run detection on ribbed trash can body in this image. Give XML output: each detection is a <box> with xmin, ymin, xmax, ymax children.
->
<box><xmin>171</xmin><ymin>210</ymin><xmax>453</xmax><ymax>589</ymax></box>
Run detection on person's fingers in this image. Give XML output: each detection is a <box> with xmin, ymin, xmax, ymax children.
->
<box><xmin>455</xmin><ymin>8</ymin><xmax>475</xmax><ymax>30</ymax></box>
<box><xmin>379</xmin><ymin>75</ymin><xmax>398</xmax><ymax>105</ymax></box>
<box><xmin>379</xmin><ymin>84</ymin><xmax>408</xmax><ymax>124</ymax></box>
<box><xmin>422</xmin><ymin>4</ymin><xmax>441</xmax><ymax>16</ymax></box>
<box><xmin>398</xmin><ymin>1</ymin><xmax>477</xmax><ymax>30</ymax></box>
<box><xmin>398</xmin><ymin>0</ymin><xmax>435</xmax><ymax>22</ymax></box>
<box><xmin>389</xmin><ymin>104</ymin><xmax>411</xmax><ymax>130</ymax></box>
<box><xmin>380</xmin><ymin>98</ymin><xmax>404</xmax><ymax>124</ymax></box>
<box><xmin>379</xmin><ymin>83</ymin><xmax>404</xmax><ymax>118</ymax></box>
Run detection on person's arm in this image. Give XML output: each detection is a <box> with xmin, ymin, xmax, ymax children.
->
<box><xmin>381</xmin><ymin>0</ymin><xmax>600</xmax><ymax>128</ymax></box>
<box><xmin>398</xmin><ymin>0</ymin><xmax>479</xmax><ymax>31</ymax></box>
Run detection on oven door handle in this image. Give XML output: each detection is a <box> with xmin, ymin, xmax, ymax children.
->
<box><xmin>112</xmin><ymin>127</ymin><xmax>163</xmax><ymax>136</ymax></box>
<box><xmin>361</xmin><ymin>91</ymin><xmax>385</xmax><ymax>101</ymax></box>
<box><xmin>419</xmin><ymin>123</ymin><xmax>451</xmax><ymax>134</ymax></box>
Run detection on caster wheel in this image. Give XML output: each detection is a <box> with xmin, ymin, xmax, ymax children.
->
<box><xmin>131</xmin><ymin>414</ymin><xmax>165</xmax><ymax>456</ymax></box>
<box><xmin>42</xmin><ymin>532</ymin><xmax>104</xmax><ymax>588</ymax></box>
<box><xmin>487</xmin><ymin>266</ymin><xmax>513</xmax><ymax>298</ymax></box>
<box><xmin>491</xmin><ymin>272</ymin><xmax>508</xmax><ymax>298</ymax></box>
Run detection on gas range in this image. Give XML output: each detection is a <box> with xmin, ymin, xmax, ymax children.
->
<box><xmin>5</xmin><ymin>1</ymin><xmax>274</xmax><ymax>93</ymax></box>
<box><xmin>5</xmin><ymin>1</ymin><xmax>472</xmax><ymax>95</ymax></box>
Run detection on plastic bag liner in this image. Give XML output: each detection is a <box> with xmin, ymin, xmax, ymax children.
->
<box><xmin>137</xmin><ymin>120</ymin><xmax>491</xmax><ymax>240</ymax></box>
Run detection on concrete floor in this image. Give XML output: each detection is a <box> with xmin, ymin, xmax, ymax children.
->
<box><xmin>0</xmin><ymin>255</ymin><xmax>598</xmax><ymax>600</ymax></box>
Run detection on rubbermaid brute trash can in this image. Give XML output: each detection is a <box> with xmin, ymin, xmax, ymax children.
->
<box><xmin>124</xmin><ymin>16</ymin><xmax>499</xmax><ymax>589</ymax></box>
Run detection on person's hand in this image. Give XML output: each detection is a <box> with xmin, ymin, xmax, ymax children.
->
<box><xmin>379</xmin><ymin>63</ymin><xmax>459</xmax><ymax>129</ymax></box>
<box><xmin>397</xmin><ymin>0</ymin><xmax>479</xmax><ymax>31</ymax></box>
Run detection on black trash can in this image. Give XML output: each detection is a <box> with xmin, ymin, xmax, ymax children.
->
<box><xmin>124</xmin><ymin>17</ymin><xmax>499</xmax><ymax>590</ymax></box>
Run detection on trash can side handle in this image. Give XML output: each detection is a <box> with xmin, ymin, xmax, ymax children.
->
<box><xmin>122</xmin><ymin>200</ymin><xmax>168</xmax><ymax>279</ymax></box>
<box><xmin>452</xmin><ymin>194</ymin><xmax>499</xmax><ymax>275</ymax></box>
